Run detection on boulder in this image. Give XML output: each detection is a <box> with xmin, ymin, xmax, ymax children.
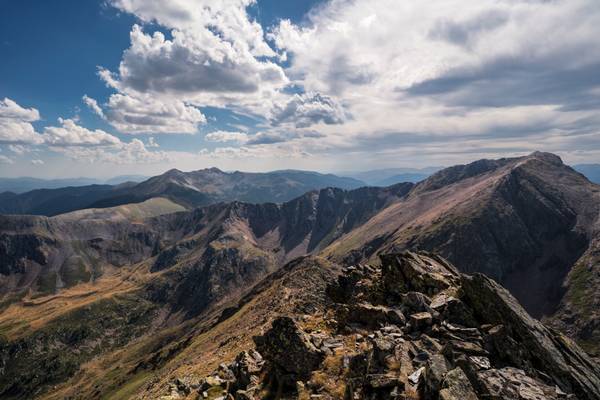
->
<box><xmin>381</xmin><ymin>251</ymin><xmax>460</xmax><ymax>296</ymax></box>
<box><xmin>254</xmin><ymin>317</ymin><xmax>324</xmax><ymax>379</ymax></box>
<box><xmin>230</xmin><ymin>350</ymin><xmax>263</xmax><ymax>390</ymax></box>
<box><xmin>409</xmin><ymin>312</ymin><xmax>433</xmax><ymax>331</ymax></box>
<box><xmin>430</xmin><ymin>293</ymin><xmax>477</xmax><ymax>327</ymax></box>
<box><xmin>439</xmin><ymin>368</ymin><xmax>478</xmax><ymax>400</ymax></box>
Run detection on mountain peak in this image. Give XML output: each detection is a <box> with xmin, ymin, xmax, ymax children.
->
<box><xmin>163</xmin><ymin>168</ymin><xmax>184</xmax><ymax>177</ymax></box>
<box><xmin>525</xmin><ymin>151</ymin><xmax>564</xmax><ymax>165</ymax></box>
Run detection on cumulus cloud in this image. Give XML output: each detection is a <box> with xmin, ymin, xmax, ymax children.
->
<box><xmin>52</xmin><ymin>138</ymin><xmax>170</xmax><ymax>164</ymax></box>
<box><xmin>103</xmin><ymin>93</ymin><xmax>206</xmax><ymax>134</ymax></box>
<box><xmin>30</xmin><ymin>159</ymin><xmax>44</xmax><ymax>165</ymax></box>
<box><xmin>0</xmin><ymin>98</ymin><xmax>43</xmax><ymax>144</ymax></box>
<box><xmin>205</xmin><ymin>130</ymin><xmax>249</xmax><ymax>143</ymax></box>
<box><xmin>100</xmin><ymin>1</ymin><xmax>288</xmax><ymax>122</ymax></box>
<box><xmin>271</xmin><ymin>92</ymin><xmax>347</xmax><ymax>128</ymax></box>
<box><xmin>147</xmin><ymin>137</ymin><xmax>159</xmax><ymax>147</ymax></box>
<box><xmin>264</xmin><ymin>0</ymin><xmax>600</xmax><ymax>163</ymax></box>
<box><xmin>103</xmin><ymin>25</ymin><xmax>285</xmax><ymax>96</ymax></box>
<box><xmin>108</xmin><ymin>0</ymin><xmax>276</xmax><ymax>57</ymax></box>
<box><xmin>82</xmin><ymin>95</ymin><xmax>105</xmax><ymax>118</ymax></box>
<box><xmin>43</xmin><ymin>118</ymin><xmax>122</xmax><ymax>147</ymax></box>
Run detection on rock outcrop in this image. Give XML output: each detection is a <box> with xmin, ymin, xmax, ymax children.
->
<box><xmin>188</xmin><ymin>251</ymin><xmax>600</xmax><ymax>400</ymax></box>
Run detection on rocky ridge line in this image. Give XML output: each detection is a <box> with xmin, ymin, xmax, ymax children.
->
<box><xmin>165</xmin><ymin>251</ymin><xmax>600</xmax><ymax>400</ymax></box>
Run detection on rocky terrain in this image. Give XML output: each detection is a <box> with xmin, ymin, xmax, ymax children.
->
<box><xmin>0</xmin><ymin>168</ymin><xmax>364</xmax><ymax>216</ymax></box>
<box><xmin>0</xmin><ymin>152</ymin><xmax>599</xmax><ymax>399</ymax></box>
<box><xmin>167</xmin><ymin>252</ymin><xmax>600</xmax><ymax>400</ymax></box>
<box><xmin>323</xmin><ymin>152</ymin><xmax>600</xmax><ymax>355</ymax></box>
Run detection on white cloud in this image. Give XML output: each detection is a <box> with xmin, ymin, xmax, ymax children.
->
<box><xmin>30</xmin><ymin>159</ymin><xmax>44</xmax><ymax>165</ymax></box>
<box><xmin>0</xmin><ymin>98</ymin><xmax>44</xmax><ymax>144</ymax></box>
<box><xmin>82</xmin><ymin>95</ymin><xmax>105</xmax><ymax>118</ymax></box>
<box><xmin>103</xmin><ymin>24</ymin><xmax>285</xmax><ymax>96</ymax></box>
<box><xmin>207</xmin><ymin>143</ymin><xmax>310</xmax><ymax>159</ymax></box>
<box><xmin>147</xmin><ymin>137</ymin><xmax>159</xmax><ymax>147</ymax></box>
<box><xmin>261</xmin><ymin>0</ymin><xmax>600</xmax><ymax>164</ymax></box>
<box><xmin>43</xmin><ymin>118</ymin><xmax>122</xmax><ymax>147</ymax></box>
<box><xmin>0</xmin><ymin>155</ymin><xmax>14</xmax><ymax>164</ymax></box>
<box><xmin>205</xmin><ymin>130</ymin><xmax>249</xmax><ymax>143</ymax></box>
<box><xmin>8</xmin><ymin>144</ymin><xmax>29</xmax><ymax>155</ymax></box>
<box><xmin>108</xmin><ymin>0</ymin><xmax>277</xmax><ymax>57</ymax></box>
<box><xmin>271</xmin><ymin>92</ymin><xmax>347</xmax><ymax>128</ymax></box>
<box><xmin>52</xmin><ymin>138</ymin><xmax>170</xmax><ymax>164</ymax></box>
<box><xmin>103</xmin><ymin>93</ymin><xmax>206</xmax><ymax>134</ymax></box>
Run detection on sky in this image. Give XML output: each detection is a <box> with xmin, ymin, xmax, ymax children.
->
<box><xmin>1</xmin><ymin>0</ymin><xmax>599</xmax><ymax>178</ymax></box>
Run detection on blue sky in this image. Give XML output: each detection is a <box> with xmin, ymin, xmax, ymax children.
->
<box><xmin>1</xmin><ymin>0</ymin><xmax>599</xmax><ymax>178</ymax></box>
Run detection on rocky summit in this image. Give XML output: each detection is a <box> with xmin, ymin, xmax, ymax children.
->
<box><xmin>177</xmin><ymin>252</ymin><xmax>600</xmax><ymax>400</ymax></box>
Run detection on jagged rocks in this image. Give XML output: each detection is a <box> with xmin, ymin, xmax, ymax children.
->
<box><xmin>477</xmin><ymin>367</ymin><xmax>568</xmax><ymax>400</ymax></box>
<box><xmin>194</xmin><ymin>251</ymin><xmax>600</xmax><ymax>400</ymax></box>
<box><xmin>462</xmin><ymin>273</ymin><xmax>600</xmax><ymax>399</ymax></box>
<box><xmin>254</xmin><ymin>316</ymin><xmax>324</xmax><ymax>380</ymax></box>
<box><xmin>381</xmin><ymin>251</ymin><xmax>460</xmax><ymax>297</ymax></box>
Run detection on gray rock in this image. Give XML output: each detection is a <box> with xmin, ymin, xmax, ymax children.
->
<box><xmin>462</xmin><ymin>273</ymin><xmax>600</xmax><ymax>399</ymax></box>
<box><xmin>439</xmin><ymin>368</ymin><xmax>478</xmax><ymax>400</ymax></box>
<box><xmin>477</xmin><ymin>367</ymin><xmax>565</xmax><ymax>400</ymax></box>
<box><xmin>381</xmin><ymin>251</ymin><xmax>460</xmax><ymax>296</ymax></box>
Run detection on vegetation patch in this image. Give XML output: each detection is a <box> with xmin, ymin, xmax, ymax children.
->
<box><xmin>0</xmin><ymin>293</ymin><xmax>157</xmax><ymax>399</ymax></box>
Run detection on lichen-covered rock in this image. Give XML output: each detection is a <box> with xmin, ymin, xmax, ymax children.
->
<box><xmin>439</xmin><ymin>368</ymin><xmax>478</xmax><ymax>400</ymax></box>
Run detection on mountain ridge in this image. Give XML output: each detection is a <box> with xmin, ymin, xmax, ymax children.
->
<box><xmin>1</xmin><ymin>151</ymin><xmax>599</xmax><ymax>398</ymax></box>
<box><xmin>0</xmin><ymin>169</ymin><xmax>366</xmax><ymax>216</ymax></box>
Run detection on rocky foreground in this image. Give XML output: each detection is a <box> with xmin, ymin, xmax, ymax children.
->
<box><xmin>165</xmin><ymin>252</ymin><xmax>600</xmax><ymax>400</ymax></box>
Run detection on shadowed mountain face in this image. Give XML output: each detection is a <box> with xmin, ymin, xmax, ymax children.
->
<box><xmin>325</xmin><ymin>152</ymin><xmax>599</xmax><ymax>320</ymax></box>
<box><xmin>0</xmin><ymin>152</ymin><xmax>599</xmax><ymax>399</ymax></box>
<box><xmin>0</xmin><ymin>168</ymin><xmax>365</xmax><ymax>216</ymax></box>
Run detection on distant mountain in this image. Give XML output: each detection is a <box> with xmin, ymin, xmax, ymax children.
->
<box><xmin>574</xmin><ymin>163</ymin><xmax>600</xmax><ymax>184</ymax></box>
<box><xmin>0</xmin><ymin>175</ymin><xmax>149</xmax><ymax>194</ymax></box>
<box><xmin>0</xmin><ymin>177</ymin><xmax>102</xmax><ymax>193</ymax></box>
<box><xmin>0</xmin><ymin>168</ymin><xmax>365</xmax><ymax>216</ymax></box>
<box><xmin>341</xmin><ymin>166</ymin><xmax>441</xmax><ymax>185</ymax></box>
<box><xmin>372</xmin><ymin>172</ymin><xmax>432</xmax><ymax>186</ymax></box>
<box><xmin>103</xmin><ymin>174</ymin><xmax>149</xmax><ymax>185</ymax></box>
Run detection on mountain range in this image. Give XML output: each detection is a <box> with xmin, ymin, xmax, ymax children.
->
<box><xmin>0</xmin><ymin>152</ymin><xmax>599</xmax><ymax>399</ymax></box>
<box><xmin>0</xmin><ymin>175</ymin><xmax>149</xmax><ymax>194</ymax></box>
<box><xmin>0</xmin><ymin>169</ymin><xmax>364</xmax><ymax>216</ymax></box>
